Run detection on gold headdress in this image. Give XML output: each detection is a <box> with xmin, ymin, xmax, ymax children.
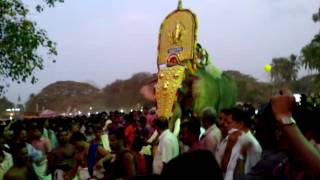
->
<box><xmin>155</xmin><ymin>1</ymin><xmax>198</xmax><ymax>118</ymax></box>
<box><xmin>157</xmin><ymin>0</ymin><xmax>198</xmax><ymax>67</ymax></box>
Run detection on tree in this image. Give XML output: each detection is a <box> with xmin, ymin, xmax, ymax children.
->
<box><xmin>300</xmin><ymin>8</ymin><xmax>320</xmax><ymax>74</ymax></box>
<box><xmin>312</xmin><ymin>8</ymin><xmax>320</xmax><ymax>22</ymax></box>
<box><xmin>301</xmin><ymin>34</ymin><xmax>320</xmax><ymax>73</ymax></box>
<box><xmin>224</xmin><ymin>70</ymin><xmax>272</xmax><ymax>105</ymax></box>
<box><xmin>0</xmin><ymin>97</ymin><xmax>14</xmax><ymax>117</ymax></box>
<box><xmin>271</xmin><ymin>54</ymin><xmax>300</xmax><ymax>86</ymax></box>
<box><xmin>0</xmin><ymin>0</ymin><xmax>63</xmax><ymax>94</ymax></box>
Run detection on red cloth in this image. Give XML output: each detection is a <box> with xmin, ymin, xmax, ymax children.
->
<box><xmin>136</xmin><ymin>154</ymin><xmax>147</xmax><ymax>176</ymax></box>
<box><xmin>124</xmin><ymin>125</ymin><xmax>135</xmax><ymax>148</ymax></box>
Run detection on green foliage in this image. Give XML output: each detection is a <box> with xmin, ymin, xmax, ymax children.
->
<box><xmin>224</xmin><ymin>70</ymin><xmax>272</xmax><ymax>105</ymax></box>
<box><xmin>271</xmin><ymin>55</ymin><xmax>299</xmax><ymax>86</ymax></box>
<box><xmin>312</xmin><ymin>8</ymin><xmax>320</xmax><ymax>22</ymax></box>
<box><xmin>36</xmin><ymin>0</ymin><xmax>64</xmax><ymax>12</ymax></box>
<box><xmin>0</xmin><ymin>0</ymin><xmax>63</xmax><ymax>94</ymax></box>
<box><xmin>300</xmin><ymin>7</ymin><xmax>320</xmax><ymax>73</ymax></box>
<box><xmin>0</xmin><ymin>97</ymin><xmax>14</xmax><ymax>116</ymax></box>
<box><xmin>301</xmin><ymin>34</ymin><xmax>320</xmax><ymax>73</ymax></box>
<box><xmin>292</xmin><ymin>74</ymin><xmax>320</xmax><ymax>94</ymax></box>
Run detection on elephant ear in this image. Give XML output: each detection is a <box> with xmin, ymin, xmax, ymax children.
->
<box><xmin>205</xmin><ymin>63</ymin><xmax>222</xmax><ymax>79</ymax></box>
<box><xmin>192</xmin><ymin>64</ymin><xmax>237</xmax><ymax>115</ymax></box>
<box><xmin>140</xmin><ymin>79</ymin><xmax>157</xmax><ymax>101</ymax></box>
<box><xmin>192</xmin><ymin>68</ymin><xmax>221</xmax><ymax>116</ymax></box>
<box><xmin>218</xmin><ymin>73</ymin><xmax>237</xmax><ymax>112</ymax></box>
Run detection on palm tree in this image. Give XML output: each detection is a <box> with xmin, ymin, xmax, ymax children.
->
<box><xmin>271</xmin><ymin>54</ymin><xmax>300</xmax><ymax>87</ymax></box>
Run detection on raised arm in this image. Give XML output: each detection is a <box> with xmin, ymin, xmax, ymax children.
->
<box><xmin>271</xmin><ymin>95</ymin><xmax>320</xmax><ymax>175</ymax></box>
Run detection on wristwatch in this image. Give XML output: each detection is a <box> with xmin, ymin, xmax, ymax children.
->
<box><xmin>281</xmin><ymin>116</ymin><xmax>296</xmax><ymax>126</ymax></box>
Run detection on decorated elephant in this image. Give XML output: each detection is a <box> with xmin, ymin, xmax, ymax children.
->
<box><xmin>141</xmin><ymin>1</ymin><xmax>237</xmax><ymax>130</ymax></box>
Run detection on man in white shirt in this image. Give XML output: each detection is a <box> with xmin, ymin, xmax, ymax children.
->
<box><xmin>152</xmin><ymin>117</ymin><xmax>179</xmax><ymax>174</ymax></box>
<box><xmin>220</xmin><ymin>108</ymin><xmax>262</xmax><ymax>180</ymax></box>
<box><xmin>215</xmin><ymin>109</ymin><xmax>234</xmax><ymax>166</ymax></box>
<box><xmin>199</xmin><ymin>107</ymin><xmax>222</xmax><ymax>154</ymax></box>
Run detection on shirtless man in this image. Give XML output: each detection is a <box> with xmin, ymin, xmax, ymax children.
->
<box><xmin>30</xmin><ymin>125</ymin><xmax>52</xmax><ymax>180</ymax></box>
<box><xmin>4</xmin><ymin>143</ymin><xmax>38</xmax><ymax>180</ymax></box>
<box><xmin>67</xmin><ymin>132</ymin><xmax>110</xmax><ymax>180</ymax></box>
<box><xmin>52</xmin><ymin>128</ymin><xmax>75</xmax><ymax>180</ymax></box>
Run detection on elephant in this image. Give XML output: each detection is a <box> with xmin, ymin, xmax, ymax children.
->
<box><xmin>140</xmin><ymin>2</ymin><xmax>237</xmax><ymax>131</ymax></box>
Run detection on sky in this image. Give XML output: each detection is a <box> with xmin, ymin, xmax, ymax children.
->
<box><xmin>5</xmin><ymin>0</ymin><xmax>320</xmax><ymax>104</ymax></box>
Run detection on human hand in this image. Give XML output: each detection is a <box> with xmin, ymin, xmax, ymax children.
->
<box><xmin>271</xmin><ymin>95</ymin><xmax>295</xmax><ymax>121</ymax></box>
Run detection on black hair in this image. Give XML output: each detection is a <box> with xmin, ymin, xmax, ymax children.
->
<box><xmin>139</xmin><ymin>116</ymin><xmax>147</xmax><ymax>124</ymax></box>
<box><xmin>93</xmin><ymin>124</ymin><xmax>103</xmax><ymax>131</ymax></box>
<box><xmin>162</xmin><ymin>150</ymin><xmax>223</xmax><ymax>180</ymax></box>
<box><xmin>69</xmin><ymin>132</ymin><xmax>86</xmax><ymax>143</ymax></box>
<box><xmin>10</xmin><ymin>143</ymin><xmax>27</xmax><ymax>165</ymax></box>
<box><xmin>124</xmin><ymin>114</ymin><xmax>135</xmax><ymax>124</ymax></box>
<box><xmin>255</xmin><ymin>102</ymin><xmax>280</xmax><ymax>149</ymax></box>
<box><xmin>230</xmin><ymin>107</ymin><xmax>252</xmax><ymax>129</ymax></box>
<box><xmin>153</xmin><ymin>117</ymin><xmax>169</xmax><ymax>130</ymax></box>
<box><xmin>57</xmin><ymin>126</ymin><xmax>69</xmax><ymax>133</ymax></box>
<box><xmin>180</xmin><ymin>118</ymin><xmax>201</xmax><ymax>137</ymax></box>
<box><xmin>108</xmin><ymin>127</ymin><xmax>125</xmax><ymax>140</ymax></box>
<box><xmin>10</xmin><ymin>121</ymin><xmax>25</xmax><ymax>135</ymax></box>
<box><xmin>220</xmin><ymin>108</ymin><xmax>232</xmax><ymax>115</ymax></box>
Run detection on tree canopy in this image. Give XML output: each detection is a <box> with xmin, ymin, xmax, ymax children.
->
<box><xmin>0</xmin><ymin>0</ymin><xmax>63</xmax><ymax>94</ymax></box>
<box><xmin>271</xmin><ymin>54</ymin><xmax>299</xmax><ymax>87</ymax></box>
<box><xmin>0</xmin><ymin>97</ymin><xmax>14</xmax><ymax>117</ymax></box>
<box><xmin>300</xmin><ymin>8</ymin><xmax>320</xmax><ymax>74</ymax></box>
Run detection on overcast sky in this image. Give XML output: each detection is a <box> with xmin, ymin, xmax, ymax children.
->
<box><xmin>5</xmin><ymin>0</ymin><xmax>320</xmax><ymax>104</ymax></box>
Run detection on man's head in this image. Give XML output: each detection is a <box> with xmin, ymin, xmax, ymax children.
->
<box><xmin>153</xmin><ymin>117</ymin><xmax>169</xmax><ymax>132</ymax></box>
<box><xmin>11</xmin><ymin>143</ymin><xmax>29</xmax><ymax>166</ymax></box>
<box><xmin>70</xmin><ymin>122</ymin><xmax>80</xmax><ymax>133</ymax></box>
<box><xmin>139</xmin><ymin>116</ymin><xmax>147</xmax><ymax>127</ymax></box>
<box><xmin>94</xmin><ymin>125</ymin><xmax>104</xmax><ymax>139</ymax></box>
<box><xmin>218</xmin><ymin>108</ymin><xmax>232</xmax><ymax>133</ymax></box>
<box><xmin>57</xmin><ymin>128</ymin><xmax>70</xmax><ymax>144</ymax></box>
<box><xmin>85</xmin><ymin>124</ymin><xmax>94</xmax><ymax>135</ymax></box>
<box><xmin>11</xmin><ymin>122</ymin><xmax>27</xmax><ymax>142</ymax></box>
<box><xmin>69</xmin><ymin>132</ymin><xmax>87</xmax><ymax>149</ymax></box>
<box><xmin>180</xmin><ymin>118</ymin><xmax>201</xmax><ymax>147</ymax></box>
<box><xmin>201</xmin><ymin>107</ymin><xmax>217</xmax><ymax>129</ymax></box>
<box><xmin>15</xmin><ymin>129</ymin><xmax>28</xmax><ymax>142</ymax></box>
<box><xmin>29</xmin><ymin>125</ymin><xmax>42</xmax><ymax>140</ymax></box>
<box><xmin>108</xmin><ymin>127</ymin><xmax>126</xmax><ymax>153</ymax></box>
<box><xmin>143</xmin><ymin>107</ymin><xmax>149</xmax><ymax>117</ymax></box>
<box><xmin>228</xmin><ymin>108</ymin><xmax>251</xmax><ymax>131</ymax></box>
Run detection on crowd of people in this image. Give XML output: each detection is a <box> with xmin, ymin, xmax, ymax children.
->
<box><xmin>0</xmin><ymin>94</ymin><xmax>320</xmax><ymax>180</ymax></box>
